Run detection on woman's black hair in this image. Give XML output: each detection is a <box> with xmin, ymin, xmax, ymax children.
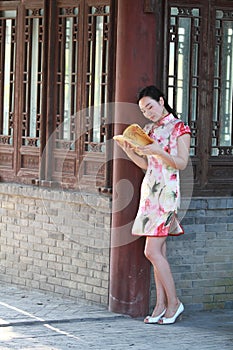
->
<box><xmin>137</xmin><ymin>85</ymin><xmax>178</xmax><ymax>118</ymax></box>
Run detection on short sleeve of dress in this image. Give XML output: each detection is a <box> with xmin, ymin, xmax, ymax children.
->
<box><xmin>173</xmin><ymin>121</ymin><xmax>191</xmax><ymax>138</ymax></box>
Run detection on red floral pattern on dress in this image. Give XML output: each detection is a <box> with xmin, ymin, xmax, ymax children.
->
<box><xmin>132</xmin><ymin>114</ymin><xmax>191</xmax><ymax>237</ymax></box>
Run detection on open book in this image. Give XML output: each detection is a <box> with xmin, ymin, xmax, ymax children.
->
<box><xmin>113</xmin><ymin>124</ymin><xmax>153</xmax><ymax>149</ymax></box>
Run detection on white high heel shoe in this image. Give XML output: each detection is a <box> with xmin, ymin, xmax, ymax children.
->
<box><xmin>158</xmin><ymin>303</ymin><xmax>184</xmax><ymax>325</ymax></box>
<box><xmin>144</xmin><ymin>309</ymin><xmax>166</xmax><ymax>324</ymax></box>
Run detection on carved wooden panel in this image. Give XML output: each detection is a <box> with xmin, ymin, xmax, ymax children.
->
<box><xmin>209</xmin><ymin>164</ymin><xmax>233</xmax><ymax>181</ymax></box>
<box><xmin>54</xmin><ymin>157</ymin><xmax>76</xmax><ymax>175</ymax></box>
<box><xmin>0</xmin><ymin>152</ymin><xmax>13</xmax><ymax>168</ymax></box>
<box><xmin>21</xmin><ymin>154</ymin><xmax>39</xmax><ymax>170</ymax></box>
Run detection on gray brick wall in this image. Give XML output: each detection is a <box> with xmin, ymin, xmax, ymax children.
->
<box><xmin>150</xmin><ymin>197</ymin><xmax>233</xmax><ymax>311</ymax></box>
<box><xmin>0</xmin><ymin>183</ymin><xmax>232</xmax><ymax>312</ymax></box>
<box><xmin>0</xmin><ymin>183</ymin><xmax>111</xmax><ymax>305</ymax></box>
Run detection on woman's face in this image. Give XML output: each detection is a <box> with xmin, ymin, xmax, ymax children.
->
<box><xmin>139</xmin><ymin>96</ymin><xmax>164</xmax><ymax>123</ymax></box>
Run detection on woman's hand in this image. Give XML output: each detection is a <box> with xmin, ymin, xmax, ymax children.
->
<box><xmin>115</xmin><ymin>140</ymin><xmax>148</xmax><ymax>170</ymax></box>
<box><xmin>116</xmin><ymin>140</ymin><xmax>136</xmax><ymax>157</ymax></box>
<box><xmin>136</xmin><ymin>140</ymin><xmax>162</xmax><ymax>156</ymax></box>
<box><xmin>135</xmin><ymin>133</ymin><xmax>191</xmax><ymax>170</ymax></box>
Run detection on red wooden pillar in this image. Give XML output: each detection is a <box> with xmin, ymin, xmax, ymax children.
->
<box><xmin>109</xmin><ymin>0</ymin><xmax>156</xmax><ymax>317</ymax></box>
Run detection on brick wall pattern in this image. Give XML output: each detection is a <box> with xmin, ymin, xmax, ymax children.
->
<box><xmin>0</xmin><ymin>184</ymin><xmax>111</xmax><ymax>305</ymax></box>
<box><xmin>150</xmin><ymin>198</ymin><xmax>233</xmax><ymax>311</ymax></box>
<box><xmin>0</xmin><ymin>184</ymin><xmax>232</xmax><ymax>311</ymax></box>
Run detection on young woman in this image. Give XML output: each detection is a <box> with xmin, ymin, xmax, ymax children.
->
<box><xmin>115</xmin><ymin>85</ymin><xmax>191</xmax><ymax>324</ymax></box>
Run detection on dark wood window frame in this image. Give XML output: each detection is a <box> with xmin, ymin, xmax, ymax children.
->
<box><xmin>0</xmin><ymin>0</ymin><xmax>116</xmax><ymax>192</ymax></box>
<box><xmin>157</xmin><ymin>0</ymin><xmax>233</xmax><ymax>196</ymax></box>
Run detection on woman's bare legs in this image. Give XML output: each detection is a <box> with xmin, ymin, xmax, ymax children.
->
<box><xmin>150</xmin><ymin>242</ymin><xmax>167</xmax><ymax>316</ymax></box>
<box><xmin>144</xmin><ymin>236</ymin><xmax>180</xmax><ymax>318</ymax></box>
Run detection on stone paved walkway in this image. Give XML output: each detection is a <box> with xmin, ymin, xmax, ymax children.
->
<box><xmin>0</xmin><ymin>283</ymin><xmax>232</xmax><ymax>349</ymax></box>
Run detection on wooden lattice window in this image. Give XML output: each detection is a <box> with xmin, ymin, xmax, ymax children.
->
<box><xmin>18</xmin><ymin>6</ymin><xmax>44</xmax><ymax>176</ymax></box>
<box><xmin>50</xmin><ymin>1</ymin><xmax>114</xmax><ymax>189</ymax></box>
<box><xmin>22</xmin><ymin>8</ymin><xmax>43</xmax><ymax>148</ymax></box>
<box><xmin>166</xmin><ymin>6</ymin><xmax>200</xmax><ymax>157</ymax></box>
<box><xmin>55</xmin><ymin>6</ymin><xmax>79</xmax><ymax>150</ymax></box>
<box><xmin>164</xmin><ymin>0</ymin><xmax>233</xmax><ymax>196</ymax></box>
<box><xmin>0</xmin><ymin>0</ymin><xmax>115</xmax><ymax>190</ymax></box>
<box><xmin>0</xmin><ymin>9</ymin><xmax>16</xmax><ymax>171</ymax></box>
<box><xmin>84</xmin><ymin>5</ymin><xmax>110</xmax><ymax>150</ymax></box>
<box><xmin>212</xmin><ymin>9</ymin><xmax>233</xmax><ymax>157</ymax></box>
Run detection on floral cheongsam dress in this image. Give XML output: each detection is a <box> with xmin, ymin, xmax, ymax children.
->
<box><xmin>132</xmin><ymin>113</ymin><xmax>191</xmax><ymax>237</ymax></box>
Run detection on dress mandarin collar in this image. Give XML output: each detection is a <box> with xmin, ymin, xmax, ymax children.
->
<box><xmin>155</xmin><ymin>113</ymin><xmax>175</xmax><ymax>127</ymax></box>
